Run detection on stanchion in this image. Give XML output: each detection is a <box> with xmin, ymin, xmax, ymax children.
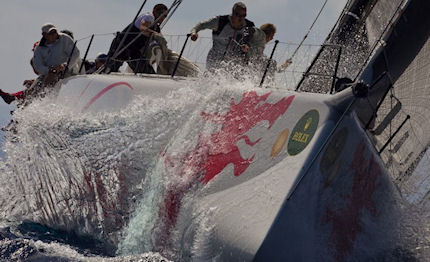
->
<box><xmin>329</xmin><ymin>46</ymin><xmax>342</xmax><ymax>94</ymax></box>
<box><xmin>378</xmin><ymin>115</ymin><xmax>410</xmax><ymax>154</ymax></box>
<box><xmin>79</xmin><ymin>34</ymin><xmax>95</xmax><ymax>73</ymax></box>
<box><xmin>171</xmin><ymin>33</ymin><xmax>190</xmax><ymax>78</ymax></box>
<box><xmin>259</xmin><ymin>40</ymin><xmax>279</xmax><ymax>87</ymax></box>
<box><xmin>62</xmin><ymin>40</ymin><xmax>77</xmax><ymax>79</ymax></box>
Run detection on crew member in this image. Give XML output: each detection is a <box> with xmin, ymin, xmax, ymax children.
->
<box><xmin>190</xmin><ymin>2</ymin><xmax>255</xmax><ymax>70</ymax></box>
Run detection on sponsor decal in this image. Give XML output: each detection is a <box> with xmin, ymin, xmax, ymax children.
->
<box><xmin>271</xmin><ymin>128</ymin><xmax>289</xmax><ymax>157</ymax></box>
<box><xmin>82</xmin><ymin>167</ymin><xmax>128</xmax><ymax>234</ymax></box>
<box><xmin>322</xmin><ymin>140</ymin><xmax>382</xmax><ymax>261</ymax></box>
<box><xmin>194</xmin><ymin>91</ymin><xmax>295</xmax><ymax>184</ymax></box>
<box><xmin>287</xmin><ymin>109</ymin><xmax>319</xmax><ymax>155</ymax></box>
<box><xmin>320</xmin><ymin>127</ymin><xmax>348</xmax><ymax>188</ymax></box>
<box><xmin>81</xmin><ymin>81</ymin><xmax>133</xmax><ymax>112</ymax></box>
<box><xmin>158</xmin><ymin>91</ymin><xmax>295</xmax><ymax>247</ymax></box>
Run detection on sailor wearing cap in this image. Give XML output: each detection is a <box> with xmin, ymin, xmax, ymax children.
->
<box><xmin>33</xmin><ymin>23</ymin><xmax>80</xmax><ymax>79</ymax></box>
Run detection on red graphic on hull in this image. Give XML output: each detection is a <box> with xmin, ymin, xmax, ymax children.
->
<box><xmin>81</xmin><ymin>81</ymin><xmax>133</xmax><ymax>112</ymax></box>
<box><xmin>81</xmin><ymin>167</ymin><xmax>129</xmax><ymax>235</ymax></box>
<box><xmin>322</xmin><ymin>140</ymin><xmax>382</xmax><ymax>262</ymax></box>
<box><xmin>157</xmin><ymin>91</ymin><xmax>295</xmax><ymax>248</ymax></box>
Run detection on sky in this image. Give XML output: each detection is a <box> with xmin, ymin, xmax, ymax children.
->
<box><xmin>0</xmin><ymin>0</ymin><xmax>347</xmax><ymax>126</ymax></box>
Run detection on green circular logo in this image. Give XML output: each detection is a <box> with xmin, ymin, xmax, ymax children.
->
<box><xmin>319</xmin><ymin>127</ymin><xmax>348</xmax><ymax>188</ymax></box>
<box><xmin>287</xmin><ymin>109</ymin><xmax>319</xmax><ymax>156</ymax></box>
<box><xmin>319</xmin><ymin>127</ymin><xmax>348</xmax><ymax>174</ymax></box>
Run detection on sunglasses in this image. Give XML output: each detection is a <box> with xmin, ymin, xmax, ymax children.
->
<box><xmin>234</xmin><ymin>11</ymin><xmax>246</xmax><ymax>18</ymax></box>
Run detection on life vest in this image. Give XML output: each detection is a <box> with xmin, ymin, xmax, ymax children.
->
<box><xmin>212</xmin><ymin>15</ymin><xmax>255</xmax><ymax>36</ymax></box>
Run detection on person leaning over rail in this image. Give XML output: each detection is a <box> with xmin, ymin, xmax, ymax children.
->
<box><xmin>134</xmin><ymin>15</ymin><xmax>200</xmax><ymax>77</ymax></box>
<box><xmin>85</xmin><ymin>53</ymin><xmax>108</xmax><ymax>74</ymax></box>
<box><xmin>29</xmin><ymin>29</ymin><xmax>75</xmax><ymax>78</ymax></box>
<box><xmin>32</xmin><ymin>23</ymin><xmax>80</xmax><ymax>87</ymax></box>
<box><xmin>144</xmin><ymin>35</ymin><xmax>201</xmax><ymax>77</ymax></box>
<box><xmin>0</xmin><ymin>26</ymin><xmax>80</xmax><ymax>105</ymax></box>
<box><xmin>190</xmin><ymin>2</ymin><xmax>255</xmax><ymax>70</ymax></box>
<box><xmin>247</xmin><ymin>23</ymin><xmax>278</xmax><ymax>81</ymax></box>
<box><xmin>106</xmin><ymin>13</ymin><xmax>154</xmax><ymax>73</ymax></box>
<box><xmin>248</xmin><ymin>23</ymin><xmax>277</xmax><ymax>59</ymax></box>
<box><xmin>106</xmin><ymin>4</ymin><xmax>168</xmax><ymax>74</ymax></box>
<box><xmin>152</xmin><ymin>4</ymin><xmax>168</xmax><ymax>32</ymax></box>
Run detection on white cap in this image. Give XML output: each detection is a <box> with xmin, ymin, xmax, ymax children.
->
<box><xmin>41</xmin><ymin>23</ymin><xmax>57</xmax><ymax>34</ymax></box>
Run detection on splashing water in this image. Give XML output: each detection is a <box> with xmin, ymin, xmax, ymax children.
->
<box><xmin>0</xmin><ymin>69</ymin><xmax>428</xmax><ymax>261</ymax></box>
<box><xmin>0</xmin><ymin>73</ymin><xmax>259</xmax><ymax>259</ymax></box>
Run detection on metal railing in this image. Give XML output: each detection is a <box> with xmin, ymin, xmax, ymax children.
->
<box><xmin>294</xmin><ymin>44</ymin><xmax>342</xmax><ymax>93</ymax></box>
<box><xmin>66</xmin><ymin>32</ymin><xmax>337</xmax><ymax>89</ymax></box>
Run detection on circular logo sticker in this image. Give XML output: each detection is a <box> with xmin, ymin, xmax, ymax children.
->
<box><xmin>287</xmin><ymin>109</ymin><xmax>319</xmax><ymax>156</ymax></box>
<box><xmin>320</xmin><ymin>127</ymin><xmax>348</xmax><ymax>173</ymax></box>
<box><xmin>271</xmin><ymin>128</ymin><xmax>290</xmax><ymax>157</ymax></box>
<box><xmin>319</xmin><ymin>127</ymin><xmax>348</xmax><ymax>188</ymax></box>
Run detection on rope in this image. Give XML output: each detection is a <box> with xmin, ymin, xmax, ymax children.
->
<box><xmin>160</xmin><ymin>0</ymin><xmax>183</xmax><ymax>29</ymax></box>
<box><xmin>279</xmin><ymin>0</ymin><xmax>328</xmax><ymax>71</ymax></box>
<box><xmin>76</xmin><ymin>32</ymin><xmax>117</xmax><ymax>42</ymax></box>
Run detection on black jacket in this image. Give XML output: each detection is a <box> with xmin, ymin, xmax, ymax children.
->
<box><xmin>107</xmin><ymin>23</ymin><xmax>152</xmax><ymax>73</ymax></box>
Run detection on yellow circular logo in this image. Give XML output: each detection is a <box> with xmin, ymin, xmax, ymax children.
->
<box><xmin>271</xmin><ymin>128</ymin><xmax>290</xmax><ymax>157</ymax></box>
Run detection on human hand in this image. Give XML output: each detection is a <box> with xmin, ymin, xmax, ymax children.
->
<box><xmin>241</xmin><ymin>44</ymin><xmax>249</xmax><ymax>53</ymax></box>
<box><xmin>280</xmin><ymin>58</ymin><xmax>292</xmax><ymax>70</ymax></box>
<box><xmin>52</xmin><ymin>64</ymin><xmax>66</xmax><ymax>72</ymax></box>
<box><xmin>190</xmin><ymin>33</ymin><xmax>198</xmax><ymax>41</ymax></box>
<box><xmin>23</xmin><ymin>79</ymin><xmax>35</xmax><ymax>87</ymax></box>
<box><xmin>141</xmin><ymin>26</ymin><xmax>157</xmax><ymax>37</ymax></box>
